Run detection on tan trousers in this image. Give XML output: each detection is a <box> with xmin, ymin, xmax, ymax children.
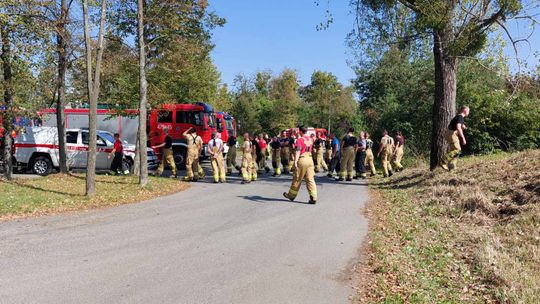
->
<box><xmin>313</xmin><ymin>147</ymin><xmax>328</xmax><ymax>172</ymax></box>
<box><xmin>241</xmin><ymin>153</ymin><xmax>253</xmax><ymax>181</ymax></box>
<box><xmin>392</xmin><ymin>145</ymin><xmax>404</xmax><ymax>170</ymax></box>
<box><xmin>340</xmin><ymin>146</ymin><xmax>355</xmax><ymax>179</ymax></box>
<box><xmin>227</xmin><ymin>145</ymin><xmax>238</xmax><ymax>174</ymax></box>
<box><xmin>365</xmin><ymin>149</ymin><xmax>376</xmax><ymax>175</ymax></box>
<box><xmin>286</xmin><ymin>153</ymin><xmax>317</xmax><ymax>200</ymax></box>
<box><xmin>157</xmin><ymin>148</ymin><xmax>176</xmax><ymax>176</ymax></box>
<box><xmin>381</xmin><ymin>148</ymin><xmax>393</xmax><ymax>177</ymax></box>
<box><xmin>272</xmin><ymin>148</ymin><xmax>281</xmax><ymax>175</ymax></box>
<box><xmin>211</xmin><ymin>151</ymin><xmax>226</xmax><ymax>182</ymax></box>
<box><xmin>185</xmin><ymin>147</ymin><xmax>199</xmax><ymax>180</ymax></box>
<box><xmin>442</xmin><ymin>130</ymin><xmax>461</xmax><ymax>168</ymax></box>
<box><xmin>280</xmin><ymin>147</ymin><xmax>290</xmax><ymax>173</ymax></box>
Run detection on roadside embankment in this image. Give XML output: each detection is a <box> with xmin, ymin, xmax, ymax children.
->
<box><xmin>355</xmin><ymin>150</ymin><xmax>540</xmax><ymax>303</ymax></box>
<box><xmin>0</xmin><ymin>174</ymin><xmax>189</xmax><ymax>220</ymax></box>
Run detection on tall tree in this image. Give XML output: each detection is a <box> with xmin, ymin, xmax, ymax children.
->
<box><xmin>54</xmin><ymin>0</ymin><xmax>75</xmax><ymax>174</ymax></box>
<box><xmin>137</xmin><ymin>0</ymin><xmax>148</xmax><ymax>187</ymax></box>
<box><xmin>351</xmin><ymin>0</ymin><xmax>526</xmax><ymax>169</ymax></box>
<box><xmin>82</xmin><ymin>0</ymin><xmax>108</xmax><ymax>196</ymax></box>
<box><xmin>268</xmin><ymin>69</ymin><xmax>301</xmax><ymax>132</ymax></box>
<box><xmin>0</xmin><ymin>22</ymin><xmax>14</xmax><ymax>180</ymax></box>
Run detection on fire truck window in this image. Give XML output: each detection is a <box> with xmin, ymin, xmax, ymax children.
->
<box><xmin>176</xmin><ymin>111</ymin><xmax>189</xmax><ymax>123</ymax></box>
<box><xmin>157</xmin><ymin>111</ymin><xmax>172</xmax><ymax>123</ymax></box>
<box><xmin>208</xmin><ymin>114</ymin><xmax>216</xmax><ymax>128</ymax></box>
<box><xmin>66</xmin><ymin>132</ymin><xmax>78</xmax><ymax>144</ymax></box>
<box><xmin>193</xmin><ymin>112</ymin><xmax>202</xmax><ymax>126</ymax></box>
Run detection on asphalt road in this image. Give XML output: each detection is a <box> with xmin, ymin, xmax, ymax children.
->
<box><xmin>0</xmin><ymin>166</ymin><xmax>369</xmax><ymax>304</ymax></box>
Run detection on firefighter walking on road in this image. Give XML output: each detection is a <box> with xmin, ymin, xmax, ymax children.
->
<box><xmin>241</xmin><ymin>133</ymin><xmax>254</xmax><ymax>184</ymax></box>
<box><xmin>226</xmin><ymin>135</ymin><xmax>241</xmax><ymax>176</ymax></box>
<box><xmin>208</xmin><ymin>133</ymin><xmax>226</xmax><ymax>183</ymax></box>
<box><xmin>338</xmin><ymin>128</ymin><xmax>357</xmax><ymax>181</ymax></box>
<box><xmin>440</xmin><ymin>106</ymin><xmax>470</xmax><ymax>171</ymax></box>
<box><xmin>283</xmin><ymin>126</ymin><xmax>317</xmax><ymax>204</ymax></box>
<box><xmin>377</xmin><ymin>130</ymin><xmax>394</xmax><ymax>177</ymax></box>
<box><xmin>152</xmin><ymin>127</ymin><xmax>177</xmax><ymax>178</ymax></box>
<box><xmin>270</xmin><ymin>136</ymin><xmax>282</xmax><ymax>176</ymax></box>
<box><xmin>183</xmin><ymin>127</ymin><xmax>203</xmax><ymax>182</ymax></box>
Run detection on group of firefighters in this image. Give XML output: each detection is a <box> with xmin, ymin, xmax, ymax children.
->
<box><xmin>149</xmin><ymin>106</ymin><xmax>470</xmax><ymax>204</ymax></box>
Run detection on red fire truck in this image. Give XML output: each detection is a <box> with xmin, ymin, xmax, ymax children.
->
<box><xmin>147</xmin><ymin>102</ymin><xmax>220</xmax><ymax>168</ymax></box>
<box><xmin>215</xmin><ymin>112</ymin><xmax>237</xmax><ymax>144</ymax></box>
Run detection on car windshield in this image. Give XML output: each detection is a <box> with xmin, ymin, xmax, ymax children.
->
<box><xmin>99</xmin><ymin>132</ymin><xmax>115</xmax><ymax>144</ymax></box>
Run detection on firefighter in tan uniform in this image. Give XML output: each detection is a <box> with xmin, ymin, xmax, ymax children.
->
<box><xmin>270</xmin><ymin>137</ymin><xmax>282</xmax><ymax>176</ymax></box>
<box><xmin>312</xmin><ymin>133</ymin><xmax>328</xmax><ymax>173</ymax></box>
<box><xmin>208</xmin><ymin>133</ymin><xmax>226</xmax><ymax>183</ymax></box>
<box><xmin>183</xmin><ymin>127</ymin><xmax>203</xmax><ymax>181</ymax></box>
<box><xmin>279</xmin><ymin>131</ymin><xmax>290</xmax><ymax>174</ymax></box>
<box><xmin>288</xmin><ymin>134</ymin><xmax>296</xmax><ymax>173</ymax></box>
<box><xmin>226</xmin><ymin>135</ymin><xmax>241</xmax><ymax>176</ymax></box>
<box><xmin>283</xmin><ymin>126</ymin><xmax>317</xmax><ymax>204</ymax></box>
<box><xmin>440</xmin><ymin>106</ymin><xmax>470</xmax><ymax>171</ymax></box>
<box><xmin>241</xmin><ymin>133</ymin><xmax>254</xmax><ymax>184</ymax></box>
<box><xmin>250</xmin><ymin>137</ymin><xmax>258</xmax><ymax>181</ymax></box>
<box><xmin>392</xmin><ymin>131</ymin><xmax>405</xmax><ymax>172</ymax></box>
<box><xmin>364</xmin><ymin>132</ymin><xmax>377</xmax><ymax>176</ymax></box>
<box><xmin>377</xmin><ymin>130</ymin><xmax>394</xmax><ymax>177</ymax></box>
<box><xmin>152</xmin><ymin>127</ymin><xmax>177</xmax><ymax>178</ymax></box>
<box><xmin>338</xmin><ymin>128</ymin><xmax>357</xmax><ymax>181</ymax></box>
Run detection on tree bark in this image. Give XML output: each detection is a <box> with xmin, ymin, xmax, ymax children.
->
<box><xmin>83</xmin><ymin>0</ymin><xmax>108</xmax><ymax>196</ymax></box>
<box><xmin>1</xmin><ymin>23</ymin><xmax>14</xmax><ymax>181</ymax></box>
<box><xmin>137</xmin><ymin>0</ymin><xmax>148</xmax><ymax>186</ymax></box>
<box><xmin>55</xmin><ymin>0</ymin><xmax>69</xmax><ymax>174</ymax></box>
<box><xmin>430</xmin><ymin>27</ymin><xmax>458</xmax><ymax>170</ymax></box>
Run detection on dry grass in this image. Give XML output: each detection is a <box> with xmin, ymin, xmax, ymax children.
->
<box><xmin>354</xmin><ymin>150</ymin><xmax>540</xmax><ymax>303</ymax></box>
<box><xmin>0</xmin><ymin>174</ymin><xmax>189</xmax><ymax>220</ymax></box>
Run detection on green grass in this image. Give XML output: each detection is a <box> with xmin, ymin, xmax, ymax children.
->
<box><xmin>357</xmin><ymin>149</ymin><xmax>540</xmax><ymax>303</ymax></box>
<box><xmin>0</xmin><ymin>174</ymin><xmax>189</xmax><ymax>219</ymax></box>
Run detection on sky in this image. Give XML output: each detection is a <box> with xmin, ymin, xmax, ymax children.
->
<box><xmin>209</xmin><ymin>0</ymin><xmax>357</xmax><ymax>87</ymax></box>
<box><xmin>209</xmin><ymin>1</ymin><xmax>540</xmax><ymax>88</ymax></box>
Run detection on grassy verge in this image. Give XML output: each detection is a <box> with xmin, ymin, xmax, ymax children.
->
<box><xmin>355</xmin><ymin>150</ymin><xmax>540</xmax><ymax>303</ymax></box>
<box><xmin>0</xmin><ymin>174</ymin><xmax>189</xmax><ymax>220</ymax></box>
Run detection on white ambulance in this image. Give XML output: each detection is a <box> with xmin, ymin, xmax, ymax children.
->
<box><xmin>13</xmin><ymin>127</ymin><xmax>157</xmax><ymax>176</ymax></box>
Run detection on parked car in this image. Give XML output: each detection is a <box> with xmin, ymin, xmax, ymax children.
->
<box><xmin>14</xmin><ymin>127</ymin><xmax>156</xmax><ymax>176</ymax></box>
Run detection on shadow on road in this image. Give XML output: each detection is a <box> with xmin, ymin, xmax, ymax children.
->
<box><xmin>238</xmin><ymin>195</ymin><xmax>312</xmax><ymax>205</ymax></box>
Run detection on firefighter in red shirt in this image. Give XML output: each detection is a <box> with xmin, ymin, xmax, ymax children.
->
<box><xmin>108</xmin><ymin>133</ymin><xmax>124</xmax><ymax>175</ymax></box>
<box><xmin>283</xmin><ymin>126</ymin><xmax>317</xmax><ymax>204</ymax></box>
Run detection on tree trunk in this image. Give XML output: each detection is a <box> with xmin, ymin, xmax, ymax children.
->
<box><xmin>1</xmin><ymin>23</ymin><xmax>14</xmax><ymax>181</ymax></box>
<box><xmin>55</xmin><ymin>0</ymin><xmax>69</xmax><ymax>174</ymax></box>
<box><xmin>430</xmin><ymin>27</ymin><xmax>458</xmax><ymax>170</ymax></box>
<box><xmin>137</xmin><ymin>0</ymin><xmax>149</xmax><ymax>186</ymax></box>
<box><xmin>83</xmin><ymin>0</ymin><xmax>108</xmax><ymax>196</ymax></box>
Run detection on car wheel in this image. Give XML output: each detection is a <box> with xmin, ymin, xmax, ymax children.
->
<box><xmin>32</xmin><ymin>156</ymin><xmax>53</xmax><ymax>176</ymax></box>
<box><xmin>122</xmin><ymin>159</ymin><xmax>132</xmax><ymax>175</ymax></box>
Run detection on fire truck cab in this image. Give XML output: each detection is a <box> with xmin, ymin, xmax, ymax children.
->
<box><xmin>147</xmin><ymin>102</ymin><xmax>216</xmax><ymax>169</ymax></box>
<box><xmin>215</xmin><ymin>112</ymin><xmax>237</xmax><ymax>154</ymax></box>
